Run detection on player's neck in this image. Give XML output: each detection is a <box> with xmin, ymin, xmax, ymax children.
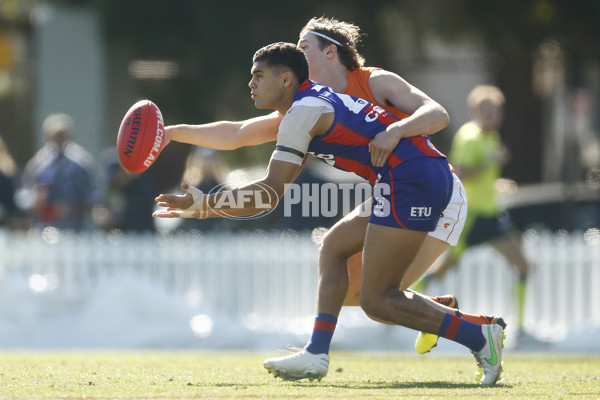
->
<box><xmin>312</xmin><ymin>63</ymin><xmax>348</xmax><ymax>93</ymax></box>
<box><xmin>274</xmin><ymin>84</ymin><xmax>301</xmax><ymax>114</ymax></box>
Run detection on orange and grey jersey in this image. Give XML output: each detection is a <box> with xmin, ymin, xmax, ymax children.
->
<box><xmin>344</xmin><ymin>67</ymin><xmax>410</xmax><ymax>120</ymax></box>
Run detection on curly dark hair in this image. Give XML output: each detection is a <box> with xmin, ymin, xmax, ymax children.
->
<box><xmin>252</xmin><ymin>42</ymin><xmax>309</xmax><ymax>84</ymax></box>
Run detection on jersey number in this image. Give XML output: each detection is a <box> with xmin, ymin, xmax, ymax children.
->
<box><xmin>309</xmin><ymin>151</ymin><xmax>335</xmax><ymax>166</ymax></box>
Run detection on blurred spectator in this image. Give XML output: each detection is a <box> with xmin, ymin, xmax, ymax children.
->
<box><xmin>0</xmin><ymin>134</ymin><xmax>24</xmax><ymax>228</ymax></box>
<box><xmin>94</xmin><ymin>149</ymin><xmax>158</xmax><ymax>232</ymax></box>
<box><xmin>177</xmin><ymin>147</ymin><xmax>230</xmax><ymax>231</ymax></box>
<box><xmin>20</xmin><ymin>113</ymin><xmax>99</xmax><ymax>231</ymax></box>
<box><xmin>181</xmin><ymin>147</ymin><xmax>227</xmax><ymax>194</ymax></box>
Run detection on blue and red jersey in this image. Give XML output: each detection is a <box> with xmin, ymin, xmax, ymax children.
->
<box><xmin>296</xmin><ymin>80</ymin><xmax>446</xmax><ymax>184</ymax></box>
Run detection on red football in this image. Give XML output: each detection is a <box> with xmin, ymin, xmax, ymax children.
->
<box><xmin>117</xmin><ymin>99</ymin><xmax>165</xmax><ymax>173</ymax></box>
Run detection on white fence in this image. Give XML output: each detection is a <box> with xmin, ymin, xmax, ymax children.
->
<box><xmin>1</xmin><ymin>228</ymin><xmax>599</xmax><ymax>348</ymax></box>
<box><xmin>424</xmin><ymin>230</ymin><xmax>600</xmax><ymax>340</ymax></box>
<box><xmin>0</xmin><ymin>229</ymin><xmax>320</xmax><ymax>319</ymax></box>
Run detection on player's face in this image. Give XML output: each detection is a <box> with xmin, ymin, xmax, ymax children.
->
<box><xmin>297</xmin><ymin>33</ymin><xmax>327</xmax><ymax>80</ymax></box>
<box><xmin>249</xmin><ymin>61</ymin><xmax>286</xmax><ymax>110</ymax></box>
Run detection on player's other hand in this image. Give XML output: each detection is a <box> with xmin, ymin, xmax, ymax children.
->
<box><xmin>153</xmin><ymin>183</ymin><xmax>205</xmax><ymax>218</ymax></box>
<box><xmin>368</xmin><ymin>129</ymin><xmax>399</xmax><ymax>167</ymax></box>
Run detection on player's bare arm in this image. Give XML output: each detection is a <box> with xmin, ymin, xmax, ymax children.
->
<box><xmin>367</xmin><ymin>70</ymin><xmax>450</xmax><ymax>167</ymax></box>
<box><xmin>164</xmin><ymin>111</ymin><xmax>283</xmax><ymax>150</ymax></box>
<box><xmin>153</xmin><ymin>158</ymin><xmax>301</xmax><ymax>219</ymax></box>
<box><xmin>154</xmin><ymin>110</ymin><xmax>332</xmax><ymax>219</ymax></box>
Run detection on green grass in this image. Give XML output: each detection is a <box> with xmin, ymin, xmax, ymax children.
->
<box><xmin>0</xmin><ymin>351</ymin><xmax>598</xmax><ymax>399</ymax></box>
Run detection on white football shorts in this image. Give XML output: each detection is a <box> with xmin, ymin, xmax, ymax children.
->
<box><xmin>427</xmin><ymin>172</ymin><xmax>467</xmax><ymax>246</ymax></box>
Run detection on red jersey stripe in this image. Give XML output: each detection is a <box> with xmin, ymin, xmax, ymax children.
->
<box><xmin>298</xmin><ymin>80</ymin><xmax>312</xmax><ymax>92</ymax></box>
<box><xmin>388</xmin><ymin>153</ymin><xmax>403</xmax><ymax>168</ymax></box>
<box><xmin>411</xmin><ymin>136</ymin><xmax>445</xmax><ymax>158</ymax></box>
<box><xmin>323</xmin><ymin>123</ymin><xmax>371</xmax><ymax>146</ymax></box>
<box><xmin>335</xmin><ymin>157</ymin><xmax>377</xmax><ymax>184</ymax></box>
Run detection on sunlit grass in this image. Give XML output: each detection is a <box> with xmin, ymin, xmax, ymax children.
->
<box><xmin>0</xmin><ymin>351</ymin><xmax>598</xmax><ymax>399</ymax></box>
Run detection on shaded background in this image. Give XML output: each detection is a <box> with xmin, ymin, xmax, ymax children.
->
<box><xmin>0</xmin><ymin>0</ymin><xmax>600</xmax><ymax>351</ymax></box>
<box><xmin>1</xmin><ymin>0</ymin><xmax>599</xmax><ymax>187</ymax></box>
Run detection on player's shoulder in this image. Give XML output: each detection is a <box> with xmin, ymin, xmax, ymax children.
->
<box><xmin>367</xmin><ymin>67</ymin><xmax>410</xmax><ymax>95</ymax></box>
<box><xmin>291</xmin><ymin>95</ymin><xmax>333</xmax><ymax>110</ymax></box>
<box><xmin>348</xmin><ymin>66</ymin><xmax>380</xmax><ymax>79</ymax></box>
<box><xmin>368</xmin><ymin>67</ymin><xmax>406</xmax><ymax>82</ymax></box>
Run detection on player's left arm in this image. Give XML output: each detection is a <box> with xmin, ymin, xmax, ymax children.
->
<box><xmin>368</xmin><ymin>70</ymin><xmax>450</xmax><ymax>167</ymax></box>
<box><xmin>153</xmin><ymin>159</ymin><xmax>301</xmax><ymax>219</ymax></box>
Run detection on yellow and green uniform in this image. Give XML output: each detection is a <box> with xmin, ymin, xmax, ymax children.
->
<box><xmin>450</xmin><ymin>121</ymin><xmax>508</xmax><ymax>256</ymax></box>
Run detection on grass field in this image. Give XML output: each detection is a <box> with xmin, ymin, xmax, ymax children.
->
<box><xmin>0</xmin><ymin>351</ymin><xmax>598</xmax><ymax>399</ymax></box>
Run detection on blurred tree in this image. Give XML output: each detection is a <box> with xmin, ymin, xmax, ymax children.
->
<box><xmin>94</xmin><ymin>0</ymin><xmax>403</xmax><ymax>173</ymax></box>
<box><xmin>82</xmin><ymin>0</ymin><xmax>599</xmax><ymax>184</ymax></box>
<box><xmin>427</xmin><ymin>0</ymin><xmax>600</xmax><ymax>183</ymax></box>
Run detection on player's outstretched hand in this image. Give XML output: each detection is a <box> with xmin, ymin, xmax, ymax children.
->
<box><xmin>153</xmin><ymin>183</ymin><xmax>206</xmax><ymax>219</ymax></box>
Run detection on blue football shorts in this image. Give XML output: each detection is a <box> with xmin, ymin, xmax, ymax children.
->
<box><xmin>369</xmin><ymin>157</ymin><xmax>453</xmax><ymax>232</ymax></box>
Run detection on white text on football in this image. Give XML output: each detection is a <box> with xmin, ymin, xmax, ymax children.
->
<box><xmin>143</xmin><ymin>108</ymin><xmax>165</xmax><ymax>168</ymax></box>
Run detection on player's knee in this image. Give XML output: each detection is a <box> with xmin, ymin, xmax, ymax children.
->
<box><xmin>359</xmin><ymin>292</ymin><xmax>383</xmax><ymax>319</ymax></box>
<box><xmin>318</xmin><ymin>230</ymin><xmax>347</xmax><ymax>261</ymax></box>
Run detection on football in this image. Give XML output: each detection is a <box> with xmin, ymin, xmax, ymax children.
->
<box><xmin>117</xmin><ymin>99</ymin><xmax>165</xmax><ymax>173</ymax></box>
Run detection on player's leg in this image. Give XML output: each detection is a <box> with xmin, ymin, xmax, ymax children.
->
<box><xmin>304</xmin><ymin>204</ymin><xmax>368</xmax><ymax>358</ymax></box>
<box><xmin>360</xmin><ymin>224</ymin><xmax>441</xmax><ymax>330</ymax></box>
<box><xmin>361</xmin><ymin>223</ymin><xmax>503</xmax><ymax>386</ymax></box>
<box><xmin>489</xmin><ymin>231</ymin><xmax>530</xmax><ymax>276</ymax></box>
<box><xmin>412</xmin><ymin>172</ymin><xmax>468</xmax><ymax>284</ymax></box>
<box><xmin>414</xmin><ymin>213</ymin><xmax>513</xmax><ymax>354</ymax></box>
<box><xmin>358</xmin><ymin>158</ymin><xmax>458</xmax><ymax>329</ymax></box>
<box><xmin>263</xmin><ymin>198</ymin><xmax>455</xmax><ymax>379</ymax></box>
<box><xmin>292</xmin><ymin>198</ymin><xmax>463</xmax><ymax>353</ymax></box>
<box><xmin>401</xmin><ymin>236</ymin><xmax>449</xmax><ymax>290</ymax></box>
<box><xmin>402</xmin><ymin>174</ymin><xmax>469</xmax><ymax>353</ymax></box>
<box><xmin>345</xmin><ymin>237</ymin><xmax>456</xmax><ymax>309</ymax></box>
<box><xmin>343</xmin><ymin>251</ymin><xmax>363</xmax><ymax>306</ymax></box>
<box><xmin>263</xmin><ymin>202</ymin><xmax>368</xmax><ymax>381</ymax></box>
<box><xmin>348</xmin><ymin>170</ymin><xmax>467</xmax><ymax>304</ymax></box>
<box><xmin>489</xmin><ymin>231</ymin><xmax>530</xmax><ymax>333</ymax></box>
<box><xmin>360</xmin><ymin>223</ymin><xmax>493</xmax><ymax>337</ymax></box>
<box><xmin>317</xmin><ymin>201</ymin><xmax>370</xmax><ymax>312</ymax></box>
<box><xmin>401</xmin><ymin>236</ymin><xmax>462</xmax><ymax>354</ymax></box>
<box><xmin>421</xmin><ymin>249</ymin><xmax>460</xmax><ymax>280</ymax></box>
<box><xmin>360</xmin><ymin>160</ymin><xmax>503</xmax><ymax>385</ymax></box>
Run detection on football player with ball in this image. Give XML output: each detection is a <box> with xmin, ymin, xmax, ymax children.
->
<box><xmin>150</xmin><ymin>40</ymin><xmax>505</xmax><ymax>386</ymax></box>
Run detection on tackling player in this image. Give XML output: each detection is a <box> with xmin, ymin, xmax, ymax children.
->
<box><xmin>154</xmin><ymin>42</ymin><xmax>505</xmax><ymax>386</ymax></box>
<box><xmin>162</xmin><ymin>17</ymin><xmax>505</xmax><ymax>379</ymax></box>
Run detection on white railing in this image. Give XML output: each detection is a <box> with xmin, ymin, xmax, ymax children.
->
<box><xmin>0</xmin><ymin>229</ymin><xmax>320</xmax><ymax>319</ymax></box>
<box><xmin>1</xmin><ymin>228</ymin><xmax>599</xmax><ymax>347</ymax></box>
<box><xmin>423</xmin><ymin>230</ymin><xmax>600</xmax><ymax>341</ymax></box>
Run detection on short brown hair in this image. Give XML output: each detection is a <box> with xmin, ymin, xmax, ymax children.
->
<box><xmin>300</xmin><ymin>17</ymin><xmax>365</xmax><ymax>70</ymax></box>
<box><xmin>467</xmin><ymin>85</ymin><xmax>505</xmax><ymax>110</ymax></box>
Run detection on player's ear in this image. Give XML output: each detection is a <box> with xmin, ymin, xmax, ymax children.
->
<box><xmin>281</xmin><ymin>70</ymin><xmax>295</xmax><ymax>88</ymax></box>
<box><xmin>325</xmin><ymin>44</ymin><xmax>337</xmax><ymax>60</ymax></box>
